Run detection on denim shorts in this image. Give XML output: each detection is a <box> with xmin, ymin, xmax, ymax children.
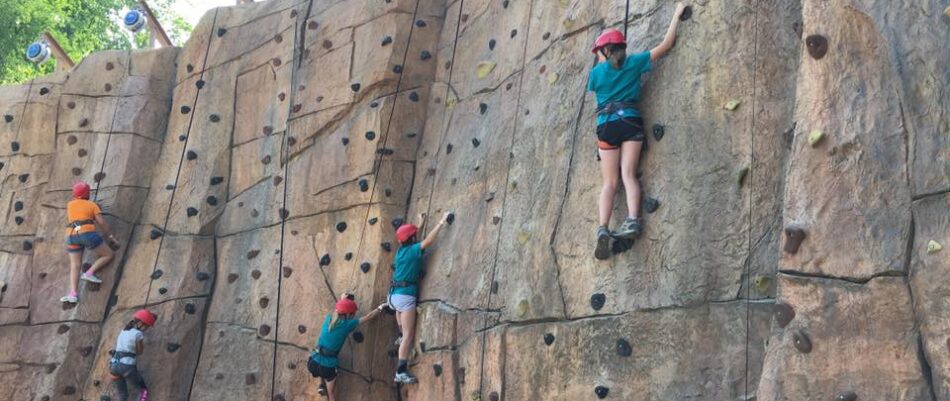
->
<box><xmin>65</xmin><ymin>232</ymin><xmax>104</xmax><ymax>253</ymax></box>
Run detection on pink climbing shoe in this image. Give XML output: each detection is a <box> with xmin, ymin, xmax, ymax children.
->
<box><xmin>138</xmin><ymin>389</ymin><xmax>148</xmax><ymax>401</ymax></box>
<box><xmin>60</xmin><ymin>291</ymin><xmax>78</xmax><ymax>304</ymax></box>
<box><xmin>81</xmin><ymin>272</ymin><xmax>102</xmax><ymax>284</ymax></box>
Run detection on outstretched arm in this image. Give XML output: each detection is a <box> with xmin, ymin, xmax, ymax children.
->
<box><xmin>359</xmin><ymin>303</ymin><xmax>388</xmax><ymax>324</ymax></box>
<box><xmin>421</xmin><ymin>212</ymin><xmax>451</xmax><ymax>250</ymax></box>
<box><xmin>650</xmin><ymin>3</ymin><xmax>688</xmax><ymax>62</ymax></box>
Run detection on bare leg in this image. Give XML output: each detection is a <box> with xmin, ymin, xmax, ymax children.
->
<box><xmin>397</xmin><ymin>308</ymin><xmax>416</xmax><ymax>361</ymax></box>
<box><xmin>68</xmin><ymin>251</ymin><xmax>83</xmax><ymax>294</ymax></box>
<box><xmin>85</xmin><ymin>243</ymin><xmax>114</xmax><ymax>276</ymax></box>
<box><xmin>325</xmin><ymin>377</ymin><xmax>336</xmax><ymax>401</ymax></box>
<box><xmin>598</xmin><ymin>148</ymin><xmax>621</xmax><ymax>226</ymax></box>
<box><xmin>619</xmin><ymin>141</ymin><xmax>644</xmax><ymax>219</ymax></box>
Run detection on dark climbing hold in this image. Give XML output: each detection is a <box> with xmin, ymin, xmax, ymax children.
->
<box><xmin>590</xmin><ymin>293</ymin><xmax>606</xmax><ymax>310</ymax></box>
<box><xmin>479</xmin><ymin>103</ymin><xmax>488</xmax><ymax>114</ymax></box>
<box><xmin>247</xmin><ymin>250</ymin><xmax>260</xmax><ymax>259</ymax></box>
<box><xmin>165</xmin><ymin>184</ymin><xmax>175</xmax><ymax>190</ymax></box>
<box><xmin>261</xmin><ymin>155</ymin><xmax>272</xmax><ymax>164</ymax></box>
<box><xmin>352</xmin><ymin>331</ymin><xmax>364</xmax><ymax>343</ymax></box>
<box><xmin>543</xmin><ymin>333</ymin><xmax>555</xmax><ymax>345</ymax></box>
<box><xmin>510</xmin><ymin>29</ymin><xmax>518</xmax><ymax>38</ymax></box>
<box><xmin>319</xmin><ymin>254</ymin><xmax>331</xmax><ymax>266</ymax></box>
<box><xmin>67</xmin><ymin>135</ymin><xmax>78</xmax><ymax>145</ymax></box>
<box><xmin>39</xmin><ymin>87</ymin><xmax>50</xmax><ymax>95</ymax></box>
<box><xmin>377</xmin><ymin>148</ymin><xmax>395</xmax><ymax>156</ymax></box>
<box><xmin>227</xmin><ymin>273</ymin><xmax>239</xmax><ymax>283</ymax></box>
<box><xmin>150</xmin><ymin>269</ymin><xmax>163</xmax><ymax>280</ymax></box>
<box><xmin>360</xmin><ymin>262</ymin><xmax>371</xmax><ymax>273</ymax></box>
<box><xmin>297</xmin><ymin>325</ymin><xmax>307</xmax><ymax>334</ymax></box>
<box><xmin>358</xmin><ymin>179</ymin><xmax>369</xmax><ymax>192</ymax></box>
<box><xmin>206</xmin><ymin>196</ymin><xmax>218</xmax><ymax>206</ymax></box>
<box><xmin>653</xmin><ymin>124</ymin><xmax>665</xmax><ymax>141</ymax></box>
<box><xmin>251</xmin><ymin>270</ymin><xmax>262</xmax><ymax>279</ymax></box>
<box><xmin>187</xmin><ymin>207</ymin><xmax>198</xmax><ymax>217</ymax></box>
<box><xmin>186</xmin><ymin>64</ymin><xmax>194</xmax><ymax>72</ymax></box>
<box><xmin>643</xmin><ymin>197</ymin><xmax>660</xmax><ymax>213</ymax></box>
<box><xmin>273</xmin><ymin>33</ymin><xmax>283</xmax><ymax>43</ymax></box>
<box><xmin>392</xmin><ymin>218</ymin><xmax>404</xmax><ymax>229</ymax></box>
<box><xmin>185</xmin><ymin>303</ymin><xmax>196</xmax><ymax>314</ymax></box>
<box><xmin>368</xmin><ymin>217</ymin><xmax>378</xmax><ymax>225</ymax></box>
<box><xmin>11</xmin><ymin>142</ymin><xmax>20</xmax><ymax>152</ymax></box>
<box><xmin>63</xmin><ymin>386</ymin><xmax>77</xmax><ymax>395</ymax></box>
<box><xmin>158</xmin><ymin>287</ymin><xmax>167</xmax><ymax>295</ymax></box>
<box><xmin>280</xmin><ymin>208</ymin><xmax>290</xmax><ymax>220</ymax></box>
<box><xmin>491</xmin><ymin>281</ymin><xmax>498</xmax><ymax>293</ymax></box>
<box><xmin>344</xmin><ymin>252</ymin><xmax>353</xmax><ymax>261</ymax></box>
<box><xmin>217</xmin><ymin>28</ymin><xmax>227</xmax><ymax>37</ymax></box>
<box><xmin>210</xmin><ymin>176</ymin><xmax>224</xmax><ymax>186</ymax></box>
<box><xmin>502</xmin><ymin>0</ymin><xmax>509</xmax><ymax>8</ymax></box>
<box><xmin>446</xmin><ymin>213</ymin><xmax>455</xmax><ymax>225</ymax></box>
<box><xmin>67</xmin><ymin>101</ymin><xmax>76</xmax><ymax>109</ymax></box>
<box><xmin>446</xmin><ymin>144</ymin><xmax>453</xmax><ymax>154</ymax></box>
<box><xmin>384</xmin><ymin>188</ymin><xmax>392</xmax><ymax>197</ymax></box>
<box><xmin>104</xmin><ymin>83</ymin><xmax>112</xmax><ymax>92</ymax></box>
<box><xmin>15</xmin><ymin>216</ymin><xmax>24</xmax><ymax>225</ymax></box>
<box><xmin>381</xmin><ymin>242</ymin><xmax>392</xmax><ymax>252</ymax></box>
<box><xmin>178</xmin><ymin>134</ymin><xmax>187</xmax><ymax>142</ymax></box>
<box><xmin>166</xmin><ymin>343</ymin><xmax>180</xmax><ymax>353</ymax></box>
<box><xmin>433</xmin><ymin>364</ymin><xmax>442</xmax><ymax>377</ymax></box>
<box><xmin>14</xmin><ymin>201</ymin><xmax>23</xmax><ymax>211</ymax></box>
<box><xmin>415</xmin><ymin>19</ymin><xmax>427</xmax><ymax>27</ymax></box>
<box><xmin>370</xmin><ymin>102</ymin><xmax>379</xmax><ymax>108</ymax></box>
<box><xmin>783</xmin><ymin>225</ymin><xmax>806</xmax><ymax>254</ymax></box>
<box><xmin>835</xmin><ymin>391</ymin><xmax>857</xmax><ymax>401</ymax></box>
<box><xmin>307</xmin><ymin>20</ymin><xmax>318</xmax><ymax>30</ymax></box>
<box><xmin>282</xmin><ymin>267</ymin><xmax>293</xmax><ymax>278</ymax></box>
<box><xmin>489</xmin><ymin>392</ymin><xmax>499</xmax><ymax>401</ymax></box>
<box><xmin>259</xmin><ymin>297</ymin><xmax>270</xmax><ymax>308</ymax></box>
<box><xmin>181</xmin><ymin>105</ymin><xmax>191</xmax><ymax>114</ymax></box>
<box><xmin>616</xmin><ymin>338</ymin><xmax>632</xmax><ymax>357</ymax></box>
<box><xmin>209</xmin><ymin>114</ymin><xmax>221</xmax><ymax>123</ymax></box>
<box><xmin>4</xmin><ymin>115</ymin><xmax>12</xmax><ymax>123</ymax></box>
<box><xmin>17</xmin><ymin>173</ymin><xmax>29</xmax><ymax>183</ymax></box>
<box><xmin>20</xmin><ymin>240</ymin><xmax>32</xmax><ymax>251</ymax></box>
<box><xmin>341</xmin><ymin>137</ymin><xmax>350</xmax><ymax>146</ymax></box>
<box><xmin>489</xmin><ymin>39</ymin><xmax>496</xmax><ymax>50</ymax></box>
<box><xmin>365</xmin><ymin>131</ymin><xmax>376</xmax><ymax>140</ymax></box>
<box><xmin>150</xmin><ymin>229</ymin><xmax>163</xmax><ymax>240</ymax></box>
<box><xmin>57</xmin><ymin>324</ymin><xmax>70</xmax><ymax>334</ymax></box>
<box><xmin>382</xmin><ymin>36</ymin><xmax>393</xmax><ymax>46</ymax></box>
<box><xmin>79</xmin><ymin>117</ymin><xmax>90</xmax><ymax>127</ymax></box>
<box><xmin>94</xmin><ymin>172</ymin><xmax>106</xmax><ymax>182</ymax></box>
<box><xmin>186</xmin><ymin>150</ymin><xmax>198</xmax><ymax>161</ymax></box>
<box><xmin>71</xmin><ymin>167</ymin><xmax>82</xmax><ymax>176</ymax></box>
<box><xmin>196</xmin><ymin>272</ymin><xmax>210</xmax><ymax>281</ymax></box>
<box><xmin>258</xmin><ymin>325</ymin><xmax>271</xmax><ymax>337</ymax></box>
<box><xmin>680</xmin><ymin>5</ymin><xmax>693</xmax><ymax>21</ymax></box>
<box><xmin>792</xmin><ymin>329</ymin><xmax>812</xmax><ymax>353</ymax></box>
<box><xmin>336</xmin><ymin>222</ymin><xmax>347</xmax><ymax>232</ymax></box>
<box><xmin>594</xmin><ymin>386</ymin><xmax>609</xmax><ymax>399</ymax></box>
<box><xmin>78</xmin><ymin>149</ymin><xmax>87</xmax><ymax>157</ymax></box>
<box><xmin>393</xmin><ymin>65</ymin><xmax>403</xmax><ymax>74</ymax></box>
<box><xmin>351</xmin><ymin>83</ymin><xmax>361</xmax><ymax>92</ymax></box>
<box><xmin>773</xmin><ymin>302</ymin><xmax>795</xmax><ymax>328</ymax></box>
<box><xmin>409</xmin><ymin>91</ymin><xmax>420</xmax><ymax>102</ymax></box>
<box><xmin>420</xmin><ymin>50</ymin><xmax>432</xmax><ymax>60</ymax></box>
<box><xmin>195</xmin><ymin>80</ymin><xmax>205</xmax><ymax>89</ymax></box>
<box><xmin>805</xmin><ymin>35</ymin><xmax>828</xmax><ymax>60</ymax></box>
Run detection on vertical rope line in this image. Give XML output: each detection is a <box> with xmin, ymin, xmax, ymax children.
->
<box><xmin>744</xmin><ymin>0</ymin><xmax>761</xmax><ymax>397</ymax></box>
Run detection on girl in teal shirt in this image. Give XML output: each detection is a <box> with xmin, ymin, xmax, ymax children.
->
<box><xmin>587</xmin><ymin>3</ymin><xmax>689</xmax><ymax>260</ymax></box>
<box><xmin>309</xmin><ymin>294</ymin><xmax>386</xmax><ymax>400</ymax></box>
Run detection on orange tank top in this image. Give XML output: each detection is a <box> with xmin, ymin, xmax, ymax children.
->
<box><xmin>65</xmin><ymin>199</ymin><xmax>101</xmax><ymax>235</ymax></box>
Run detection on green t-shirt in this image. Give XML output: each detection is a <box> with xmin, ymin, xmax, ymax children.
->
<box><xmin>310</xmin><ymin>314</ymin><xmax>359</xmax><ymax>368</ymax></box>
<box><xmin>587</xmin><ymin>51</ymin><xmax>652</xmax><ymax>125</ymax></box>
<box><xmin>391</xmin><ymin>242</ymin><xmax>424</xmax><ymax>296</ymax></box>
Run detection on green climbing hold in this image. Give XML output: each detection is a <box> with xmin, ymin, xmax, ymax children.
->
<box><xmin>724</xmin><ymin>100</ymin><xmax>741</xmax><ymax>111</ymax></box>
<box><xmin>927</xmin><ymin>240</ymin><xmax>943</xmax><ymax>254</ymax></box>
<box><xmin>807</xmin><ymin>129</ymin><xmax>824</xmax><ymax>147</ymax></box>
<box><xmin>547</xmin><ymin>72</ymin><xmax>559</xmax><ymax>85</ymax></box>
<box><xmin>516</xmin><ymin>299</ymin><xmax>529</xmax><ymax>317</ymax></box>
<box><xmin>754</xmin><ymin>276</ymin><xmax>772</xmax><ymax>294</ymax></box>
<box><xmin>476</xmin><ymin>61</ymin><xmax>496</xmax><ymax>79</ymax></box>
<box><xmin>945</xmin><ymin>5</ymin><xmax>950</xmax><ymax>18</ymax></box>
<box><xmin>735</xmin><ymin>167</ymin><xmax>749</xmax><ymax>188</ymax></box>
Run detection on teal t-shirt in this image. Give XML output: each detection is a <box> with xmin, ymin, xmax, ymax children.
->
<box><xmin>587</xmin><ymin>51</ymin><xmax>652</xmax><ymax>125</ymax></box>
<box><xmin>391</xmin><ymin>242</ymin><xmax>424</xmax><ymax>296</ymax></box>
<box><xmin>310</xmin><ymin>314</ymin><xmax>359</xmax><ymax>368</ymax></box>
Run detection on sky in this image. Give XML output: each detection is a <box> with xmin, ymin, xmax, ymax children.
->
<box><xmin>171</xmin><ymin>0</ymin><xmax>237</xmax><ymax>26</ymax></box>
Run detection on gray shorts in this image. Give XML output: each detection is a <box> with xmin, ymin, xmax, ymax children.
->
<box><xmin>388</xmin><ymin>294</ymin><xmax>417</xmax><ymax>312</ymax></box>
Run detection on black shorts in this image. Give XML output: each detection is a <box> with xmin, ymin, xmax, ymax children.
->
<box><xmin>596</xmin><ymin>117</ymin><xmax>645</xmax><ymax>150</ymax></box>
<box><xmin>308</xmin><ymin>358</ymin><xmax>338</xmax><ymax>381</ymax></box>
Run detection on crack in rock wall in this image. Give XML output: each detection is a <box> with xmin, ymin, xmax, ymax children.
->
<box><xmin>0</xmin><ymin>0</ymin><xmax>946</xmax><ymax>401</ymax></box>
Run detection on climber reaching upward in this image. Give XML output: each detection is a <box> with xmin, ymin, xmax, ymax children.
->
<box><xmin>309</xmin><ymin>294</ymin><xmax>387</xmax><ymax>400</ymax></box>
<box><xmin>587</xmin><ymin>3</ymin><xmax>688</xmax><ymax>260</ymax></box>
<box><xmin>110</xmin><ymin>309</ymin><xmax>156</xmax><ymax>401</ymax></box>
<box><xmin>61</xmin><ymin>182</ymin><xmax>120</xmax><ymax>303</ymax></box>
<box><xmin>390</xmin><ymin>211</ymin><xmax>452</xmax><ymax>384</ymax></box>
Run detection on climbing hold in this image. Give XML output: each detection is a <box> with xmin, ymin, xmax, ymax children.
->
<box><xmin>273</xmin><ymin>176</ymin><xmax>283</xmax><ymax>186</ymax></box>
<box><xmin>488</xmin><ymin>39</ymin><xmax>496</xmax><ymax>50</ymax></box>
<box><xmin>247</xmin><ymin>250</ymin><xmax>260</xmax><ymax>259</ymax></box>
<box><xmin>94</xmin><ymin>172</ymin><xmax>106</xmax><ymax>182</ymax></box>
<box><xmin>14</xmin><ymin>201</ymin><xmax>23</xmax><ymax>211</ymax></box>
<box><xmin>319</xmin><ymin>254</ymin><xmax>331</xmax><ymax>266</ymax></box>
<box><xmin>209</xmin><ymin>114</ymin><xmax>221</xmax><ymax>123</ymax></box>
<box><xmin>251</xmin><ymin>270</ymin><xmax>262</xmax><ymax>280</ymax></box>
<box><xmin>543</xmin><ymin>333</ymin><xmax>555</xmax><ymax>346</ymax></box>
<box><xmin>104</xmin><ymin>83</ymin><xmax>112</xmax><ymax>92</ymax></box>
<box><xmin>336</xmin><ymin>222</ymin><xmax>347</xmax><ymax>232</ymax></box>
<box><xmin>652</xmin><ymin>124</ymin><xmax>665</xmax><ymax>141</ymax></box>
<box><xmin>17</xmin><ymin>174</ymin><xmax>29</xmax><ymax>183</ymax></box>
<box><xmin>259</xmin><ymin>297</ymin><xmax>270</xmax><ymax>308</ymax></box>
<box><xmin>807</xmin><ymin>129</ymin><xmax>824</xmax><ymax>147</ymax></box>
<box><xmin>186</xmin><ymin>207</ymin><xmax>198</xmax><ymax>217</ymax></box>
<box><xmin>773</xmin><ymin>302</ymin><xmax>795</xmax><ymax>328</ymax></box>
<box><xmin>67</xmin><ymin>135</ymin><xmax>78</xmax><ymax>145</ymax></box>
<box><xmin>392</xmin><ymin>65</ymin><xmax>403</xmax><ymax>74</ymax></box>
<box><xmin>484</xmin><ymin>192</ymin><xmax>495</xmax><ymax>202</ymax></box>
<box><xmin>754</xmin><ymin>276</ymin><xmax>772</xmax><ymax>294</ymax></box>
<box><xmin>258</xmin><ymin>325</ymin><xmax>271</xmax><ymax>337</ymax></box>
<box><xmin>489</xmin><ymin>392</ymin><xmax>499</xmax><ymax>401</ymax></box>
<box><xmin>165</xmin><ymin>184</ymin><xmax>175</xmax><ymax>190</ymax></box>
<box><xmin>735</xmin><ymin>167</ymin><xmax>749</xmax><ymax>188</ymax></box>
<box><xmin>415</xmin><ymin>19</ymin><xmax>427</xmax><ymax>27</ymax></box>
<box><xmin>57</xmin><ymin>324</ymin><xmax>70</xmax><ymax>334</ymax></box>
<box><xmin>384</xmin><ymin>188</ymin><xmax>393</xmax><ymax>197</ymax></box>
<box><xmin>150</xmin><ymin>269</ymin><xmax>164</xmax><ymax>280</ymax></box>
<box><xmin>3</xmin><ymin>115</ymin><xmax>12</xmax><ymax>123</ymax></box>
<box><xmin>195</xmin><ymin>80</ymin><xmax>204</xmax><ymax>89</ymax></box>
<box><xmin>476</xmin><ymin>61</ymin><xmax>496</xmax><ymax>78</ymax></box>
<box><xmin>344</xmin><ymin>252</ymin><xmax>353</xmax><ymax>261</ymax></box>
<box><xmin>149</xmin><ymin>229</ymin><xmax>163</xmax><ymax>240</ymax></box>
<box><xmin>341</xmin><ymin>137</ymin><xmax>349</xmax><ymax>145</ymax></box>
<box><xmin>590</xmin><ymin>293</ymin><xmax>606</xmax><ymax>310</ymax></box>
<box><xmin>382</xmin><ymin>36</ymin><xmax>393</xmax><ymax>46</ymax></box>
<box><xmin>479</xmin><ymin>103</ymin><xmax>488</xmax><ymax>114</ymax></box>
<box><xmin>277</xmin><ymin>92</ymin><xmax>286</xmax><ymax>101</ymax></box>
<box><xmin>179</xmin><ymin>134</ymin><xmax>187</xmax><ymax>141</ymax></box>
<box><xmin>783</xmin><ymin>225</ymin><xmax>806</xmax><ymax>254</ymax></box>
<box><xmin>78</xmin><ymin>149</ymin><xmax>87</xmax><ymax>157</ymax></box>
<box><xmin>40</xmin><ymin>87</ymin><xmax>49</xmax><ymax>95</ymax></box>
<box><xmin>186</xmin><ymin>150</ymin><xmax>198</xmax><ymax>161</ymax></box>
<box><xmin>262</xmin><ymin>155</ymin><xmax>271</xmax><ymax>164</ymax></box>
<box><xmin>63</xmin><ymin>386</ymin><xmax>77</xmax><ymax>395</ymax></box>
<box><xmin>158</xmin><ymin>287</ymin><xmax>168</xmax><ymax>295</ymax></box>
<box><xmin>351</xmin><ymin>83</ymin><xmax>361</xmax><ymax>92</ymax></box>
<box><xmin>805</xmin><ymin>35</ymin><xmax>828</xmax><ymax>60</ymax></box>
<box><xmin>11</xmin><ymin>142</ymin><xmax>20</xmax><ymax>152</ymax></box>
<box><xmin>510</xmin><ymin>29</ymin><xmax>518</xmax><ymax>38</ymax></box>
<box><xmin>217</xmin><ymin>28</ymin><xmax>227</xmax><ymax>37</ymax></box>
<box><xmin>67</xmin><ymin>101</ymin><xmax>76</xmax><ymax>109</ymax></box>
<box><xmin>15</xmin><ymin>216</ymin><xmax>24</xmax><ymax>225</ymax></box>
<box><xmin>516</xmin><ymin>299</ymin><xmax>529</xmax><ymax>317</ymax></box>
<box><xmin>472</xmin><ymin>138</ymin><xmax>481</xmax><ymax>148</ymax></box>
<box><xmin>594</xmin><ymin>386</ymin><xmax>609</xmax><ymax>399</ymax></box>
<box><xmin>643</xmin><ymin>197</ymin><xmax>660</xmax><ymax>213</ymax></box>
<box><xmin>392</xmin><ymin>218</ymin><xmax>404</xmax><ymax>229</ymax></box>
<box><xmin>433</xmin><ymin>364</ymin><xmax>443</xmax><ymax>377</ymax></box>
<box><xmin>273</xmin><ymin>33</ymin><xmax>283</xmax><ymax>43</ymax></box>
<box><xmin>835</xmin><ymin>391</ymin><xmax>857</xmax><ymax>401</ymax></box>
<box><xmin>282</xmin><ymin>267</ymin><xmax>293</xmax><ymax>278</ymax></box>
<box><xmin>502</xmin><ymin>0</ymin><xmax>509</xmax><ymax>8</ymax></box>
<box><xmin>377</xmin><ymin>148</ymin><xmax>395</xmax><ymax>156</ymax></box>
<box><xmin>409</xmin><ymin>91</ymin><xmax>420</xmax><ymax>102</ymax></box>
<box><xmin>368</xmin><ymin>217</ymin><xmax>378</xmax><ymax>225</ymax></box>
<box><xmin>365</xmin><ymin>131</ymin><xmax>376</xmax><ymax>140</ymax></box>
<box><xmin>206</xmin><ymin>196</ymin><xmax>218</xmax><ymax>206</ymax></box>
<box><xmin>210</xmin><ymin>176</ymin><xmax>224</xmax><ymax>185</ymax></box>
<box><xmin>71</xmin><ymin>167</ymin><xmax>82</xmax><ymax>176</ymax></box>
<box><xmin>381</xmin><ymin>242</ymin><xmax>392</xmax><ymax>252</ymax></box>
<box><xmin>420</xmin><ymin>50</ymin><xmax>432</xmax><ymax>60</ymax></box>
<box><xmin>166</xmin><ymin>343</ymin><xmax>180</xmax><ymax>353</ymax></box>
<box><xmin>226</xmin><ymin>273</ymin><xmax>239</xmax><ymax>284</ymax></box>
<box><xmin>447</xmin><ymin>144</ymin><xmax>453</xmax><ymax>154</ymax></box>
<box><xmin>792</xmin><ymin>329</ymin><xmax>812</xmax><ymax>353</ymax></box>
<box><xmin>616</xmin><ymin>338</ymin><xmax>632</xmax><ymax>357</ymax></box>
<box><xmin>22</xmin><ymin>240</ymin><xmax>33</xmax><ymax>251</ymax></box>
<box><xmin>360</xmin><ymin>262</ymin><xmax>371</xmax><ymax>273</ymax></box>
<box><xmin>724</xmin><ymin>100</ymin><xmax>741</xmax><ymax>111</ymax></box>
<box><xmin>352</xmin><ymin>331</ymin><xmax>364</xmax><ymax>343</ymax></box>
<box><xmin>181</xmin><ymin>105</ymin><xmax>191</xmax><ymax>114</ymax></box>
<box><xmin>927</xmin><ymin>240</ymin><xmax>943</xmax><ymax>254</ymax></box>
<box><xmin>185</xmin><ymin>303</ymin><xmax>196</xmax><ymax>314</ymax></box>
<box><xmin>79</xmin><ymin>346</ymin><xmax>93</xmax><ymax>356</ymax></box>
<box><xmin>542</xmin><ymin>32</ymin><xmax>551</xmax><ymax>40</ymax></box>
<box><xmin>359</xmin><ymin>179</ymin><xmax>369</xmax><ymax>192</ymax></box>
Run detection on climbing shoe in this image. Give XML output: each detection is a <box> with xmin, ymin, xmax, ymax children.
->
<box><xmin>594</xmin><ymin>226</ymin><xmax>611</xmax><ymax>260</ymax></box>
<box><xmin>613</xmin><ymin>218</ymin><xmax>642</xmax><ymax>239</ymax></box>
<box><xmin>394</xmin><ymin>372</ymin><xmax>418</xmax><ymax>384</ymax></box>
<box><xmin>60</xmin><ymin>293</ymin><xmax>78</xmax><ymax>304</ymax></box>
<box><xmin>81</xmin><ymin>272</ymin><xmax>102</xmax><ymax>284</ymax></box>
<box><xmin>138</xmin><ymin>389</ymin><xmax>148</xmax><ymax>401</ymax></box>
<box><xmin>317</xmin><ymin>382</ymin><xmax>327</xmax><ymax>396</ymax></box>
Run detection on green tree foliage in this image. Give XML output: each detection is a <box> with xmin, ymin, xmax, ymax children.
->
<box><xmin>0</xmin><ymin>0</ymin><xmax>192</xmax><ymax>84</ymax></box>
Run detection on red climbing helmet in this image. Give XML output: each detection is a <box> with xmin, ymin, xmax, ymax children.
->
<box><xmin>133</xmin><ymin>309</ymin><xmax>157</xmax><ymax>327</ymax></box>
<box><xmin>335</xmin><ymin>298</ymin><xmax>358</xmax><ymax>315</ymax></box>
<box><xmin>395</xmin><ymin>224</ymin><xmax>419</xmax><ymax>243</ymax></box>
<box><xmin>72</xmin><ymin>182</ymin><xmax>91</xmax><ymax>199</ymax></box>
<box><xmin>592</xmin><ymin>29</ymin><xmax>627</xmax><ymax>54</ymax></box>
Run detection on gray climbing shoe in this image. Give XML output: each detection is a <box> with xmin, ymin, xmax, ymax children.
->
<box><xmin>594</xmin><ymin>226</ymin><xmax>611</xmax><ymax>260</ymax></box>
<box><xmin>613</xmin><ymin>218</ymin><xmax>642</xmax><ymax>239</ymax></box>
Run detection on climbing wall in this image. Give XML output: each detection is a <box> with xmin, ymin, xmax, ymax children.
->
<box><xmin>0</xmin><ymin>0</ymin><xmax>947</xmax><ymax>401</ymax></box>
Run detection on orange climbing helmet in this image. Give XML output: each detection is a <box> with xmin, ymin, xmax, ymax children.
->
<box><xmin>592</xmin><ymin>29</ymin><xmax>627</xmax><ymax>54</ymax></box>
<box><xmin>335</xmin><ymin>298</ymin><xmax>358</xmax><ymax>315</ymax></box>
<box><xmin>133</xmin><ymin>309</ymin><xmax>157</xmax><ymax>327</ymax></box>
<box><xmin>72</xmin><ymin>182</ymin><xmax>91</xmax><ymax>199</ymax></box>
<box><xmin>395</xmin><ymin>224</ymin><xmax>419</xmax><ymax>243</ymax></box>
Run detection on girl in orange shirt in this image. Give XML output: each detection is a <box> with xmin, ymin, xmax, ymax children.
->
<box><xmin>61</xmin><ymin>182</ymin><xmax>119</xmax><ymax>303</ymax></box>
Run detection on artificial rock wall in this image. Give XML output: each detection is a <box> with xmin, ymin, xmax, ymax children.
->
<box><xmin>0</xmin><ymin>1</ymin><xmax>946</xmax><ymax>401</ymax></box>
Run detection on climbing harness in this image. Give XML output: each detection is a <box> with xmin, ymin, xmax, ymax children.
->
<box><xmin>595</xmin><ymin>101</ymin><xmax>640</xmax><ymax>117</ymax></box>
<box><xmin>313</xmin><ymin>345</ymin><xmax>339</xmax><ymax>358</ymax></box>
<box><xmin>110</xmin><ymin>350</ymin><xmax>137</xmax><ymax>366</ymax></box>
<box><xmin>67</xmin><ymin>219</ymin><xmax>95</xmax><ymax>232</ymax></box>
<box><xmin>390</xmin><ymin>280</ymin><xmax>416</xmax><ymax>288</ymax></box>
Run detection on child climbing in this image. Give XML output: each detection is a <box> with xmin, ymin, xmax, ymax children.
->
<box><xmin>390</xmin><ymin>211</ymin><xmax>452</xmax><ymax>384</ymax></box>
<box><xmin>309</xmin><ymin>293</ymin><xmax>387</xmax><ymax>400</ymax></box>
<box><xmin>587</xmin><ymin>3</ymin><xmax>689</xmax><ymax>260</ymax></box>
<box><xmin>110</xmin><ymin>309</ymin><xmax>156</xmax><ymax>401</ymax></box>
<box><xmin>61</xmin><ymin>181</ymin><xmax>120</xmax><ymax>303</ymax></box>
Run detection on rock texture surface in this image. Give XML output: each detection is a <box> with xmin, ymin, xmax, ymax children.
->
<box><xmin>0</xmin><ymin>0</ymin><xmax>946</xmax><ymax>401</ymax></box>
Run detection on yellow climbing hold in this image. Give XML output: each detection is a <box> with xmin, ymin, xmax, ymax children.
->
<box><xmin>476</xmin><ymin>61</ymin><xmax>496</xmax><ymax>79</ymax></box>
<box><xmin>547</xmin><ymin>72</ymin><xmax>559</xmax><ymax>85</ymax></box>
<box><xmin>446</xmin><ymin>97</ymin><xmax>457</xmax><ymax>108</ymax></box>
<box><xmin>516</xmin><ymin>299</ymin><xmax>529</xmax><ymax>317</ymax></box>
<box><xmin>517</xmin><ymin>230</ymin><xmax>530</xmax><ymax>245</ymax></box>
<box><xmin>562</xmin><ymin>18</ymin><xmax>574</xmax><ymax>30</ymax></box>
<box><xmin>724</xmin><ymin>99</ymin><xmax>741</xmax><ymax>111</ymax></box>
<box><xmin>927</xmin><ymin>240</ymin><xmax>943</xmax><ymax>254</ymax></box>
<box><xmin>945</xmin><ymin>5</ymin><xmax>950</xmax><ymax>18</ymax></box>
<box><xmin>808</xmin><ymin>129</ymin><xmax>824</xmax><ymax>147</ymax></box>
<box><xmin>754</xmin><ymin>276</ymin><xmax>772</xmax><ymax>294</ymax></box>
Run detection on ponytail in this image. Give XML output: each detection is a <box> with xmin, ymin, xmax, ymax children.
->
<box><xmin>124</xmin><ymin>319</ymin><xmax>138</xmax><ymax>331</ymax></box>
<box><xmin>328</xmin><ymin>312</ymin><xmax>342</xmax><ymax>331</ymax></box>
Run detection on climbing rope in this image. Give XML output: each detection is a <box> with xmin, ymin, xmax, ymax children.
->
<box><xmin>744</xmin><ymin>0</ymin><xmax>761</xmax><ymax>397</ymax></box>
